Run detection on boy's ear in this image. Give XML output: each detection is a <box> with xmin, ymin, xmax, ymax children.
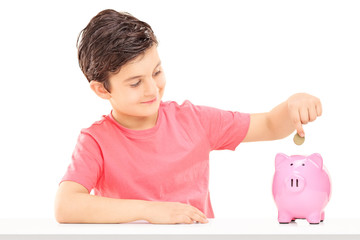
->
<box><xmin>90</xmin><ymin>81</ymin><xmax>111</xmax><ymax>100</ymax></box>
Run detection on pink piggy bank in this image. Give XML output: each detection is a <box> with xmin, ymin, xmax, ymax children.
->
<box><xmin>272</xmin><ymin>153</ymin><xmax>331</xmax><ymax>224</ymax></box>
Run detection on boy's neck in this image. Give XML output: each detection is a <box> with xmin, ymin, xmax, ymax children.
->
<box><xmin>111</xmin><ymin>110</ymin><xmax>159</xmax><ymax>130</ymax></box>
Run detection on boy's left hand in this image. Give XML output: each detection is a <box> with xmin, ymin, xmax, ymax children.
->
<box><xmin>287</xmin><ymin>93</ymin><xmax>322</xmax><ymax>138</ymax></box>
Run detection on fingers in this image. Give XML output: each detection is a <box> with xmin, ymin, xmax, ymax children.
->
<box><xmin>288</xmin><ymin>94</ymin><xmax>322</xmax><ymax>137</ymax></box>
<box><xmin>181</xmin><ymin>216</ymin><xmax>194</xmax><ymax>224</ymax></box>
<box><xmin>182</xmin><ymin>214</ymin><xmax>208</xmax><ymax>224</ymax></box>
<box><xmin>299</xmin><ymin>104</ymin><xmax>320</xmax><ymax>124</ymax></box>
<box><xmin>148</xmin><ymin>201</ymin><xmax>209</xmax><ymax>224</ymax></box>
<box><xmin>308</xmin><ymin>106</ymin><xmax>317</xmax><ymax>122</ymax></box>
<box><xmin>316</xmin><ymin>99</ymin><xmax>322</xmax><ymax>116</ymax></box>
<box><xmin>180</xmin><ymin>205</ymin><xmax>208</xmax><ymax>224</ymax></box>
<box><xmin>290</xmin><ymin>108</ymin><xmax>305</xmax><ymax>137</ymax></box>
<box><xmin>189</xmin><ymin>205</ymin><xmax>207</xmax><ymax>219</ymax></box>
<box><xmin>192</xmin><ymin>212</ymin><xmax>209</xmax><ymax>224</ymax></box>
<box><xmin>299</xmin><ymin>106</ymin><xmax>309</xmax><ymax>124</ymax></box>
<box><xmin>187</xmin><ymin>207</ymin><xmax>208</xmax><ymax>224</ymax></box>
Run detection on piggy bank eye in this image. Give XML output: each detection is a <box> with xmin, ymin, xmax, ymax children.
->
<box><xmin>290</xmin><ymin>163</ymin><xmax>293</xmax><ymax>166</ymax></box>
<box><xmin>302</xmin><ymin>163</ymin><xmax>305</xmax><ymax>166</ymax></box>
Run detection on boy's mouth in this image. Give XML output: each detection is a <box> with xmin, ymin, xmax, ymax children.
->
<box><xmin>141</xmin><ymin>97</ymin><xmax>157</xmax><ymax>104</ymax></box>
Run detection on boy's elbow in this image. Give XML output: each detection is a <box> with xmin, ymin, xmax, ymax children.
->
<box><xmin>55</xmin><ymin>212</ymin><xmax>67</xmax><ymax>224</ymax></box>
<box><xmin>55</xmin><ymin>181</ymin><xmax>89</xmax><ymax>223</ymax></box>
<box><xmin>54</xmin><ymin>189</ymin><xmax>78</xmax><ymax>223</ymax></box>
<box><xmin>55</xmin><ymin>195</ymin><xmax>91</xmax><ymax>223</ymax></box>
<box><xmin>54</xmin><ymin>195</ymin><xmax>69</xmax><ymax>223</ymax></box>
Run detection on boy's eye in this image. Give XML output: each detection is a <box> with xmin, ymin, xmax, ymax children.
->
<box><xmin>130</xmin><ymin>80</ymin><xmax>141</xmax><ymax>87</ymax></box>
<box><xmin>129</xmin><ymin>70</ymin><xmax>161</xmax><ymax>88</ymax></box>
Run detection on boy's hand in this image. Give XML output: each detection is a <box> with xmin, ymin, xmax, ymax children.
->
<box><xmin>287</xmin><ymin>93</ymin><xmax>322</xmax><ymax>137</ymax></box>
<box><xmin>143</xmin><ymin>201</ymin><xmax>209</xmax><ymax>224</ymax></box>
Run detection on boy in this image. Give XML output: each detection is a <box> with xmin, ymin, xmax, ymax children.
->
<box><xmin>55</xmin><ymin>9</ymin><xmax>322</xmax><ymax>224</ymax></box>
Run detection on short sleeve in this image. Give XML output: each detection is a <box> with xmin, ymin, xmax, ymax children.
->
<box><xmin>60</xmin><ymin>131</ymin><xmax>104</xmax><ymax>193</ymax></box>
<box><xmin>192</xmin><ymin>102</ymin><xmax>250</xmax><ymax>151</ymax></box>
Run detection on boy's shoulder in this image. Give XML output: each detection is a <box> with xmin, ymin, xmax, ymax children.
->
<box><xmin>162</xmin><ymin>99</ymin><xmax>195</xmax><ymax>111</ymax></box>
<box><xmin>162</xmin><ymin>100</ymin><xmax>205</xmax><ymax>122</ymax></box>
<box><xmin>79</xmin><ymin>114</ymin><xmax>112</xmax><ymax>136</ymax></box>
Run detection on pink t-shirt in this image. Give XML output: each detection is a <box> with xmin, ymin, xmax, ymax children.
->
<box><xmin>61</xmin><ymin>100</ymin><xmax>250</xmax><ymax>218</ymax></box>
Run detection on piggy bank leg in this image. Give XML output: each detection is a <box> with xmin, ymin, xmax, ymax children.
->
<box><xmin>320</xmin><ymin>211</ymin><xmax>325</xmax><ymax>222</ymax></box>
<box><xmin>278</xmin><ymin>211</ymin><xmax>293</xmax><ymax>224</ymax></box>
<box><xmin>307</xmin><ymin>212</ymin><xmax>321</xmax><ymax>224</ymax></box>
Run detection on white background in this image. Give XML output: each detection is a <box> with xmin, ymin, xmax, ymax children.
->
<box><xmin>0</xmin><ymin>0</ymin><xmax>359</xmax><ymax>220</ymax></box>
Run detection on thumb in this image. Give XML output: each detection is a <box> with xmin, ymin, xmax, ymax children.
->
<box><xmin>295</xmin><ymin>122</ymin><xmax>305</xmax><ymax>137</ymax></box>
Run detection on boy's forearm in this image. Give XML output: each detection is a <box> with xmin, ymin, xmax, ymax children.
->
<box><xmin>56</xmin><ymin>193</ymin><xmax>150</xmax><ymax>223</ymax></box>
<box><xmin>267</xmin><ymin>100</ymin><xmax>295</xmax><ymax>139</ymax></box>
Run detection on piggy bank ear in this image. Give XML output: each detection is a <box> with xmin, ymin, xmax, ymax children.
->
<box><xmin>275</xmin><ymin>153</ymin><xmax>289</xmax><ymax>169</ymax></box>
<box><xmin>308</xmin><ymin>153</ymin><xmax>323</xmax><ymax>169</ymax></box>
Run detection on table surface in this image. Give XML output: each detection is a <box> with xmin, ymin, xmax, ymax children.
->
<box><xmin>0</xmin><ymin>218</ymin><xmax>359</xmax><ymax>240</ymax></box>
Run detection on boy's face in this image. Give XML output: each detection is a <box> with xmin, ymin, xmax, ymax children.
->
<box><xmin>106</xmin><ymin>45</ymin><xmax>166</xmax><ymax>123</ymax></box>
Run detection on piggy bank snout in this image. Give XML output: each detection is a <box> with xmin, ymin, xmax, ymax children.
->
<box><xmin>285</xmin><ymin>175</ymin><xmax>305</xmax><ymax>193</ymax></box>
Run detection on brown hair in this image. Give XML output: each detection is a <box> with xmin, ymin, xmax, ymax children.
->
<box><xmin>77</xmin><ymin>9</ymin><xmax>158</xmax><ymax>92</ymax></box>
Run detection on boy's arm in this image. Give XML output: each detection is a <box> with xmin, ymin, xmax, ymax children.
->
<box><xmin>243</xmin><ymin>93</ymin><xmax>322</xmax><ymax>142</ymax></box>
<box><xmin>55</xmin><ymin>181</ymin><xmax>208</xmax><ymax>224</ymax></box>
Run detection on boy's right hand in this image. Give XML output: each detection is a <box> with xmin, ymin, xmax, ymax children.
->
<box><xmin>143</xmin><ymin>201</ymin><xmax>209</xmax><ymax>224</ymax></box>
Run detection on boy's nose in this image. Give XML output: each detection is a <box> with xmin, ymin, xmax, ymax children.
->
<box><xmin>143</xmin><ymin>78</ymin><xmax>158</xmax><ymax>96</ymax></box>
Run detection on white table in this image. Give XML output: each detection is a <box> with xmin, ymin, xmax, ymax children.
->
<box><xmin>0</xmin><ymin>218</ymin><xmax>359</xmax><ymax>240</ymax></box>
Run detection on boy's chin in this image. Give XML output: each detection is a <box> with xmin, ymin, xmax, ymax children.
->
<box><xmin>137</xmin><ymin>104</ymin><xmax>159</xmax><ymax>113</ymax></box>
